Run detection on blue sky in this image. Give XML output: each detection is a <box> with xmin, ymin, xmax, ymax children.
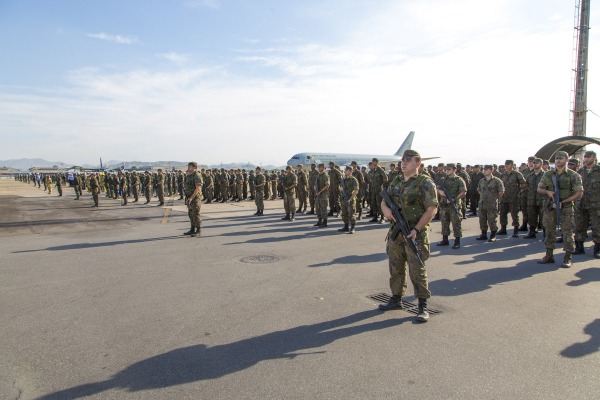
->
<box><xmin>1</xmin><ymin>0</ymin><xmax>599</xmax><ymax>166</ymax></box>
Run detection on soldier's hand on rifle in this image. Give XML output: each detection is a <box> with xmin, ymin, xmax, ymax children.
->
<box><xmin>406</xmin><ymin>229</ymin><xmax>417</xmax><ymax>241</ymax></box>
<box><xmin>382</xmin><ymin>207</ymin><xmax>395</xmax><ymax>222</ymax></box>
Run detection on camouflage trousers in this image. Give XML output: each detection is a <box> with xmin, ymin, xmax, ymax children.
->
<box><xmin>544</xmin><ymin>206</ymin><xmax>574</xmax><ymax>252</ymax></box>
<box><xmin>520</xmin><ymin>193</ymin><xmax>528</xmax><ymax>226</ymax></box>
<box><xmin>132</xmin><ymin>187</ymin><xmax>139</xmax><ymax>202</ymax></box>
<box><xmin>283</xmin><ymin>190</ymin><xmax>296</xmax><ymax>215</ymax></box>
<box><xmin>297</xmin><ymin>186</ymin><xmax>307</xmax><ymax>211</ymax></box>
<box><xmin>121</xmin><ymin>189</ymin><xmax>128</xmax><ymax>205</ymax></box>
<box><xmin>356</xmin><ymin>190</ymin><xmax>363</xmax><ymax>214</ymax></box>
<box><xmin>527</xmin><ymin>204</ymin><xmax>543</xmax><ymax>229</ymax></box>
<box><xmin>370</xmin><ymin>187</ymin><xmax>383</xmax><ymax>216</ymax></box>
<box><xmin>386</xmin><ymin>229</ymin><xmax>431</xmax><ymax>299</ymax></box>
<box><xmin>187</xmin><ymin>197</ymin><xmax>202</xmax><ymax>228</ymax></box>
<box><xmin>478</xmin><ymin>203</ymin><xmax>499</xmax><ymax>232</ymax></box>
<box><xmin>145</xmin><ymin>186</ymin><xmax>152</xmax><ymax>203</ymax></box>
<box><xmin>254</xmin><ymin>190</ymin><xmax>264</xmax><ymax>211</ymax></box>
<box><xmin>271</xmin><ymin>182</ymin><xmax>277</xmax><ymax>199</ymax></box>
<box><xmin>309</xmin><ymin>187</ymin><xmax>316</xmax><ymax>209</ymax></box>
<box><xmin>157</xmin><ymin>186</ymin><xmax>165</xmax><ymax>204</ymax></box>
<box><xmin>500</xmin><ymin>200</ymin><xmax>520</xmax><ymax>228</ymax></box>
<box><xmin>205</xmin><ymin>186</ymin><xmax>213</xmax><ymax>202</ymax></box>
<box><xmin>329</xmin><ymin>188</ymin><xmax>341</xmax><ymax>213</ymax></box>
<box><xmin>221</xmin><ymin>185</ymin><xmax>228</xmax><ymax>201</ymax></box>
<box><xmin>236</xmin><ymin>184</ymin><xmax>242</xmax><ymax>199</ymax></box>
<box><xmin>91</xmin><ymin>188</ymin><xmax>99</xmax><ymax>206</ymax></box>
<box><xmin>575</xmin><ymin>205</ymin><xmax>600</xmax><ymax>244</ymax></box>
<box><xmin>341</xmin><ymin>199</ymin><xmax>356</xmax><ymax>225</ymax></box>
<box><xmin>57</xmin><ymin>185</ymin><xmax>62</xmax><ymax>196</ymax></box>
<box><xmin>440</xmin><ymin>204</ymin><xmax>462</xmax><ymax>238</ymax></box>
<box><xmin>316</xmin><ymin>192</ymin><xmax>329</xmax><ymax>219</ymax></box>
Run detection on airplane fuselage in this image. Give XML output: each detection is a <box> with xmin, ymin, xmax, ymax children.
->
<box><xmin>287</xmin><ymin>152</ymin><xmax>402</xmax><ymax>167</ymax></box>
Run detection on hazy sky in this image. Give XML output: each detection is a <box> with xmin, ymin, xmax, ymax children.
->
<box><xmin>1</xmin><ymin>0</ymin><xmax>599</xmax><ymax>166</ymax></box>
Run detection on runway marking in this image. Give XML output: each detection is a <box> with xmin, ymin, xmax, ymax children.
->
<box><xmin>161</xmin><ymin>195</ymin><xmax>175</xmax><ymax>224</ymax></box>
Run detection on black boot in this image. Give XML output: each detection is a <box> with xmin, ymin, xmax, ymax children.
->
<box><xmin>512</xmin><ymin>227</ymin><xmax>519</xmax><ymax>238</ymax></box>
<box><xmin>561</xmin><ymin>252</ymin><xmax>573</xmax><ymax>268</ymax></box>
<box><xmin>349</xmin><ymin>223</ymin><xmax>356</xmax><ymax>234</ymax></box>
<box><xmin>518</xmin><ymin>223</ymin><xmax>528</xmax><ymax>232</ymax></box>
<box><xmin>378</xmin><ymin>295</ymin><xmax>403</xmax><ymax>311</ymax></box>
<box><xmin>573</xmin><ymin>241</ymin><xmax>585</xmax><ymax>255</ymax></box>
<box><xmin>319</xmin><ymin>218</ymin><xmax>328</xmax><ymax>228</ymax></box>
<box><xmin>328</xmin><ymin>210</ymin><xmax>334</xmax><ymax>217</ymax></box>
<box><xmin>191</xmin><ymin>227</ymin><xmax>201</xmax><ymax>237</ymax></box>
<box><xmin>488</xmin><ymin>230</ymin><xmax>497</xmax><ymax>242</ymax></box>
<box><xmin>437</xmin><ymin>235</ymin><xmax>449</xmax><ymax>246</ymax></box>
<box><xmin>314</xmin><ymin>218</ymin><xmax>322</xmax><ymax>227</ymax></box>
<box><xmin>281</xmin><ymin>213</ymin><xmax>290</xmax><ymax>220</ymax></box>
<box><xmin>183</xmin><ymin>225</ymin><xmax>195</xmax><ymax>235</ymax></box>
<box><xmin>452</xmin><ymin>238</ymin><xmax>461</xmax><ymax>249</ymax></box>
<box><xmin>476</xmin><ymin>231</ymin><xmax>487</xmax><ymax>240</ymax></box>
<box><xmin>290</xmin><ymin>214</ymin><xmax>295</xmax><ymax>221</ymax></box>
<box><xmin>307</xmin><ymin>208</ymin><xmax>315</xmax><ymax>215</ymax></box>
<box><xmin>524</xmin><ymin>227</ymin><xmax>536</xmax><ymax>239</ymax></box>
<box><xmin>416</xmin><ymin>298</ymin><xmax>429</xmax><ymax>322</ymax></box>
<box><xmin>369</xmin><ymin>215</ymin><xmax>379</xmax><ymax>223</ymax></box>
<box><xmin>356</xmin><ymin>209</ymin><xmax>362</xmax><ymax>220</ymax></box>
<box><xmin>338</xmin><ymin>224</ymin><xmax>349</xmax><ymax>232</ymax></box>
<box><xmin>497</xmin><ymin>226</ymin><xmax>507</xmax><ymax>235</ymax></box>
<box><xmin>296</xmin><ymin>208</ymin><xmax>302</xmax><ymax>214</ymax></box>
<box><xmin>594</xmin><ymin>244</ymin><xmax>600</xmax><ymax>259</ymax></box>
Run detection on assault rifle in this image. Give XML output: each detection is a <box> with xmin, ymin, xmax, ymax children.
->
<box><xmin>341</xmin><ymin>179</ymin><xmax>349</xmax><ymax>203</ymax></box>
<box><xmin>440</xmin><ymin>181</ymin><xmax>462</xmax><ymax>229</ymax></box>
<box><xmin>380</xmin><ymin>188</ymin><xmax>425</xmax><ymax>266</ymax></box>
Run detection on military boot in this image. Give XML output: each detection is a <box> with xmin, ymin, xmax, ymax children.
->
<box><xmin>328</xmin><ymin>210</ymin><xmax>334</xmax><ymax>217</ymax></box>
<box><xmin>183</xmin><ymin>225</ymin><xmax>195</xmax><ymax>235</ymax></box>
<box><xmin>537</xmin><ymin>249</ymin><xmax>555</xmax><ymax>264</ymax></box>
<box><xmin>379</xmin><ymin>215</ymin><xmax>385</xmax><ymax>224</ymax></box>
<box><xmin>356</xmin><ymin>209</ymin><xmax>362</xmax><ymax>220</ymax></box>
<box><xmin>369</xmin><ymin>215</ymin><xmax>379</xmax><ymax>223</ymax></box>
<box><xmin>476</xmin><ymin>231</ymin><xmax>488</xmax><ymax>240</ymax></box>
<box><xmin>512</xmin><ymin>227</ymin><xmax>519</xmax><ymax>238</ymax></box>
<box><xmin>437</xmin><ymin>235</ymin><xmax>449</xmax><ymax>246</ymax></box>
<box><xmin>296</xmin><ymin>208</ymin><xmax>302</xmax><ymax>214</ymax></box>
<box><xmin>191</xmin><ymin>227</ymin><xmax>201</xmax><ymax>237</ymax></box>
<box><xmin>313</xmin><ymin>219</ymin><xmax>322</xmax><ymax>227</ymax></box>
<box><xmin>307</xmin><ymin>207</ymin><xmax>315</xmax><ymax>215</ymax></box>
<box><xmin>254</xmin><ymin>209</ymin><xmax>261</xmax><ymax>216</ymax></box>
<box><xmin>488</xmin><ymin>231</ymin><xmax>497</xmax><ymax>242</ymax></box>
<box><xmin>378</xmin><ymin>295</ymin><xmax>403</xmax><ymax>311</ymax></box>
<box><xmin>416</xmin><ymin>298</ymin><xmax>429</xmax><ymax>323</ymax></box>
<box><xmin>573</xmin><ymin>241</ymin><xmax>585</xmax><ymax>255</ymax></box>
<box><xmin>497</xmin><ymin>226</ymin><xmax>507</xmax><ymax>235</ymax></box>
<box><xmin>561</xmin><ymin>252</ymin><xmax>573</xmax><ymax>268</ymax></box>
<box><xmin>349</xmin><ymin>223</ymin><xmax>356</xmax><ymax>234</ymax></box>
<box><xmin>452</xmin><ymin>238</ymin><xmax>461</xmax><ymax>249</ymax></box>
<box><xmin>320</xmin><ymin>218</ymin><xmax>328</xmax><ymax>228</ymax></box>
<box><xmin>594</xmin><ymin>243</ymin><xmax>600</xmax><ymax>259</ymax></box>
<box><xmin>281</xmin><ymin>213</ymin><xmax>290</xmax><ymax>220</ymax></box>
<box><xmin>518</xmin><ymin>223</ymin><xmax>528</xmax><ymax>232</ymax></box>
<box><xmin>524</xmin><ymin>227</ymin><xmax>537</xmax><ymax>239</ymax></box>
<box><xmin>338</xmin><ymin>224</ymin><xmax>349</xmax><ymax>232</ymax></box>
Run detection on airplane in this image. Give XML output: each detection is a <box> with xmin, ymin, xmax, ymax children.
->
<box><xmin>286</xmin><ymin>131</ymin><xmax>437</xmax><ymax>168</ymax></box>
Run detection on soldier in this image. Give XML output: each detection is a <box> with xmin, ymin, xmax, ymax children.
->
<box><xmin>204</xmin><ymin>170</ymin><xmax>214</xmax><ymax>204</ymax></box>
<box><xmin>183</xmin><ymin>162</ymin><xmax>203</xmax><ymax>237</ymax></box>
<box><xmin>219</xmin><ymin>169</ymin><xmax>229</xmax><ymax>202</ymax></box>
<box><xmin>281</xmin><ymin>166</ymin><xmax>298</xmax><ymax>221</ymax></box>
<box><xmin>270</xmin><ymin>170</ymin><xmax>278</xmax><ymax>200</ymax></box>
<box><xmin>518</xmin><ymin>156</ymin><xmax>536</xmax><ymax>231</ymax></box>
<box><xmin>537</xmin><ymin>151</ymin><xmax>583</xmax><ymax>267</ymax></box>
<box><xmin>469</xmin><ymin>165</ymin><xmax>484</xmax><ymax>216</ymax></box>
<box><xmin>177</xmin><ymin>170</ymin><xmax>185</xmax><ymax>200</ymax></box>
<box><xmin>307</xmin><ymin>164</ymin><xmax>318</xmax><ymax>214</ymax></box>
<box><xmin>498</xmin><ymin>160</ymin><xmax>526</xmax><ymax>237</ymax></box>
<box><xmin>242</xmin><ymin>169</ymin><xmax>248</xmax><ymax>200</ymax></box>
<box><xmin>156</xmin><ymin>169</ymin><xmax>165</xmax><ymax>206</ymax></box>
<box><xmin>361</xmin><ymin>165</ymin><xmax>369</xmax><ymax>210</ymax></box>
<box><xmin>368</xmin><ymin>158</ymin><xmax>388</xmax><ymax>223</ymax></box>
<box><xmin>378</xmin><ymin>150</ymin><xmax>438</xmax><ymax>323</ymax></box>
<box><xmin>263</xmin><ymin>170</ymin><xmax>271</xmax><ymax>200</ymax></box>
<box><xmin>166</xmin><ymin>171</ymin><xmax>173</xmax><ymax>197</ymax></box>
<box><xmin>456</xmin><ymin>163</ymin><xmax>470</xmax><ymax>219</ymax></box>
<box><xmin>437</xmin><ymin>163</ymin><xmax>467</xmax><ymax>249</ymax></box>
<box><xmin>248</xmin><ymin>170</ymin><xmax>255</xmax><ymax>201</ymax></box>
<box><xmin>144</xmin><ymin>171</ymin><xmax>153</xmax><ymax>204</ymax></box>
<box><xmin>235</xmin><ymin>169</ymin><xmax>243</xmax><ymax>202</ymax></box>
<box><xmin>296</xmin><ymin>165</ymin><xmax>308</xmax><ymax>214</ymax></box>
<box><xmin>118</xmin><ymin>171</ymin><xmax>128</xmax><ymax>205</ymax></box>
<box><xmin>351</xmin><ymin>161</ymin><xmax>365</xmax><ymax>220</ymax></box>
<box><xmin>476</xmin><ymin>165</ymin><xmax>505</xmax><ymax>242</ymax></box>
<box><xmin>339</xmin><ymin>166</ymin><xmax>359</xmax><ymax>233</ymax></box>
<box><xmin>90</xmin><ymin>173</ymin><xmax>100</xmax><ymax>207</ymax></box>
<box><xmin>314</xmin><ymin>163</ymin><xmax>330</xmax><ymax>228</ymax></box>
<box><xmin>523</xmin><ymin>158</ymin><xmax>545</xmax><ymax>239</ymax></box>
<box><xmin>131</xmin><ymin>171</ymin><xmax>140</xmax><ymax>202</ymax></box>
<box><xmin>574</xmin><ymin>150</ymin><xmax>600</xmax><ymax>258</ymax></box>
<box><xmin>253</xmin><ymin>167</ymin><xmax>266</xmax><ymax>216</ymax></box>
<box><xmin>55</xmin><ymin>173</ymin><xmax>63</xmax><ymax>197</ymax></box>
<box><xmin>567</xmin><ymin>158</ymin><xmax>580</xmax><ymax>171</ymax></box>
<box><xmin>328</xmin><ymin>162</ymin><xmax>342</xmax><ymax>217</ymax></box>
<box><xmin>388</xmin><ymin>163</ymin><xmax>399</xmax><ymax>183</ymax></box>
<box><xmin>45</xmin><ymin>175</ymin><xmax>52</xmax><ymax>194</ymax></box>
<box><xmin>541</xmin><ymin>160</ymin><xmax>550</xmax><ymax>172</ymax></box>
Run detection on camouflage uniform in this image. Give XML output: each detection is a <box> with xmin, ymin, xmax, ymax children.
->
<box><xmin>254</xmin><ymin>171</ymin><xmax>266</xmax><ymax>214</ymax></box>
<box><xmin>308</xmin><ymin>166</ymin><xmax>318</xmax><ymax>213</ymax></box>
<box><xmin>340</xmin><ymin>174</ymin><xmax>359</xmax><ymax>227</ymax></box>
<box><xmin>282</xmin><ymin>170</ymin><xmax>298</xmax><ymax>219</ymax></box>
<box><xmin>328</xmin><ymin>166</ymin><xmax>343</xmax><ymax>215</ymax></box>
<box><xmin>177</xmin><ymin>171</ymin><xmax>185</xmax><ymax>199</ymax></box>
<box><xmin>352</xmin><ymin>167</ymin><xmax>365</xmax><ymax>219</ymax></box>
<box><xmin>131</xmin><ymin>173</ymin><xmax>140</xmax><ymax>202</ymax></box>
<box><xmin>525</xmin><ymin>170</ymin><xmax>545</xmax><ymax>233</ymax></box>
<box><xmin>235</xmin><ymin>171</ymin><xmax>243</xmax><ymax>201</ymax></box>
<box><xmin>369</xmin><ymin>165</ymin><xmax>388</xmax><ymax>220</ymax></box>
<box><xmin>456</xmin><ymin>168</ymin><xmax>470</xmax><ymax>218</ymax></box>
<box><xmin>144</xmin><ymin>172</ymin><xmax>153</xmax><ymax>203</ymax></box>
<box><xmin>156</xmin><ymin>172</ymin><xmax>165</xmax><ymax>205</ymax></box>
<box><xmin>119</xmin><ymin>174</ymin><xmax>128</xmax><ymax>205</ymax></box>
<box><xmin>315</xmin><ymin>170</ymin><xmax>330</xmax><ymax>222</ymax></box>
<box><xmin>575</xmin><ymin>164</ymin><xmax>600</xmax><ymax>251</ymax></box>
<box><xmin>499</xmin><ymin>169</ymin><xmax>526</xmax><ymax>235</ymax></box>
<box><xmin>185</xmin><ymin>168</ymin><xmax>203</xmax><ymax>233</ymax></box>
<box><xmin>90</xmin><ymin>174</ymin><xmax>99</xmax><ymax>207</ymax></box>
<box><xmin>438</xmin><ymin>174</ymin><xmax>466</xmax><ymax>242</ymax></box>
<box><xmin>477</xmin><ymin>175</ymin><xmax>504</xmax><ymax>234</ymax></box>
<box><xmin>204</xmin><ymin>171</ymin><xmax>214</xmax><ymax>203</ymax></box>
<box><xmin>469</xmin><ymin>169</ymin><xmax>484</xmax><ymax>214</ymax></box>
<box><xmin>296</xmin><ymin>168</ymin><xmax>308</xmax><ymax>213</ymax></box>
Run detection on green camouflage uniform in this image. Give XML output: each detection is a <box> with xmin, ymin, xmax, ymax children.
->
<box><xmin>369</xmin><ymin>165</ymin><xmax>388</xmax><ymax>217</ymax></box>
<box><xmin>352</xmin><ymin>168</ymin><xmax>365</xmax><ymax>217</ymax></box>
<box><xmin>328</xmin><ymin>168</ymin><xmax>343</xmax><ymax>213</ymax></box>
<box><xmin>500</xmin><ymin>170</ymin><xmax>526</xmax><ymax>228</ymax></box>
<box><xmin>477</xmin><ymin>176</ymin><xmax>504</xmax><ymax>232</ymax></box>
<box><xmin>185</xmin><ymin>171</ymin><xmax>203</xmax><ymax>229</ymax></box>
<box><xmin>526</xmin><ymin>171</ymin><xmax>545</xmax><ymax>229</ymax></box>
<box><xmin>315</xmin><ymin>171</ymin><xmax>330</xmax><ymax>220</ymax></box>
<box><xmin>341</xmin><ymin>175</ymin><xmax>358</xmax><ymax>225</ymax></box>
<box><xmin>254</xmin><ymin>172</ymin><xmax>266</xmax><ymax>212</ymax></box>
<box><xmin>439</xmin><ymin>175</ymin><xmax>466</xmax><ymax>238</ymax></box>
<box><xmin>308</xmin><ymin>167</ymin><xmax>318</xmax><ymax>211</ymax></box>
<box><xmin>576</xmin><ymin>165</ymin><xmax>600</xmax><ymax>244</ymax></box>
<box><xmin>296</xmin><ymin>169</ymin><xmax>308</xmax><ymax>212</ymax></box>
<box><xmin>90</xmin><ymin>175</ymin><xmax>99</xmax><ymax>206</ymax></box>
<box><xmin>282</xmin><ymin>171</ymin><xmax>298</xmax><ymax>217</ymax></box>
<box><xmin>538</xmin><ymin>169</ymin><xmax>583</xmax><ymax>252</ymax></box>
<box><xmin>131</xmin><ymin>174</ymin><xmax>140</xmax><ymax>202</ymax></box>
<box><xmin>386</xmin><ymin>174</ymin><xmax>438</xmax><ymax>300</ymax></box>
<box><xmin>119</xmin><ymin>175</ymin><xmax>128</xmax><ymax>205</ymax></box>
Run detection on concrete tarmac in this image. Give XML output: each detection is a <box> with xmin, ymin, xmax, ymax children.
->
<box><xmin>1</xmin><ymin>178</ymin><xmax>599</xmax><ymax>400</ymax></box>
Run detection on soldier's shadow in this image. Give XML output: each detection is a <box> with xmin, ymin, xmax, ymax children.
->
<box><xmin>13</xmin><ymin>236</ymin><xmax>182</xmax><ymax>253</ymax></box>
<box><xmin>560</xmin><ymin>319</ymin><xmax>600</xmax><ymax>358</ymax></box>
<box><xmin>308</xmin><ymin>253</ymin><xmax>388</xmax><ymax>267</ymax></box>
<box><xmin>566</xmin><ymin>268</ymin><xmax>600</xmax><ymax>287</ymax></box>
<box><xmin>36</xmin><ymin>310</ymin><xmax>410</xmax><ymax>400</ymax></box>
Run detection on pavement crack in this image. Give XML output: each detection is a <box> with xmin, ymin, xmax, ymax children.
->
<box><xmin>12</xmin><ymin>380</ymin><xmax>23</xmax><ymax>400</ymax></box>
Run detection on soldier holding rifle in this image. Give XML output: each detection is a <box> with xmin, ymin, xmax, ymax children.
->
<box><xmin>379</xmin><ymin>150</ymin><xmax>439</xmax><ymax>323</ymax></box>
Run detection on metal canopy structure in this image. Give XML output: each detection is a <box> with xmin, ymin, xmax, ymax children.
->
<box><xmin>535</xmin><ymin>135</ymin><xmax>600</xmax><ymax>161</ymax></box>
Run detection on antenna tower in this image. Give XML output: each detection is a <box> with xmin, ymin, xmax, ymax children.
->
<box><xmin>570</xmin><ymin>0</ymin><xmax>591</xmax><ymax>142</ymax></box>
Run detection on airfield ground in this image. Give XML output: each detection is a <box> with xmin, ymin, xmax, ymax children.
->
<box><xmin>1</xmin><ymin>178</ymin><xmax>599</xmax><ymax>400</ymax></box>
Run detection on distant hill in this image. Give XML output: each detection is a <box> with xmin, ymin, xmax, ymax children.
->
<box><xmin>0</xmin><ymin>158</ymin><xmax>71</xmax><ymax>170</ymax></box>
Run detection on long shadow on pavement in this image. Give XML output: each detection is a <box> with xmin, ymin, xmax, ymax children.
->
<box><xmin>560</xmin><ymin>319</ymin><xmax>600</xmax><ymax>358</ymax></box>
<box><xmin>566</xmin><ymin>267</ymin><xmax>600</xmax><ymax>287</ymax></box>
<box><xmin>36</xmin><ymin>310</ymin><xmax>410</xmax><ymax>400</ymax></box>
<box><xmin>308</xmin><ymin>253</ymin><xmax>388</xmax><ymax>268</ymax></box>
<box><xmin>13</xmin><ymin>236</ymin><xmax>183</xmax><ymax>253</ymax></box>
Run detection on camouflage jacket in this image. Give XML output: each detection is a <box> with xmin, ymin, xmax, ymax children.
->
<box><xmin>477</xmin><ymin>176</ymin><xmax>504</xmax><ymax>208</ymax></box>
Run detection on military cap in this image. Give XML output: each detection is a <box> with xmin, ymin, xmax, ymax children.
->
<box><xmin>188</xmin><ymin>161</ymin><xmax>198</xmax><ymax>168</ymax></box>
<box><xmin>584</xmin><ymin>150</ymin><xmax>596</xmax><ymax>157</ymax></box>
<box><xmin>445</xmin><ymin>163</ymin><xmax>457</xmax><ymax>169</ymax></box>
<box><xmin>371</xmin><ymin>157</ymin><xmax>379</xmax><ymax>162</ymax></box>
<box><xmin>504</xmin><ymin>160</ymin><xmax>514</xmax><ymax>165</ymax></box>
<box><xmin>456</xmin><ymin>163</ymin><xmax>462</xmax><ymax>167</ymax></box>
<box><xmin>317</xmin><ymin>163</ymin><xmax>325</xmax><ymax>168</ymax></box>
<box><xmin>437</xmin><ymin>162</ymin><xmax>444</xmax><ymax>167</ymax></box>
<box><xmin>484</xmin><ymin>165</ymin><xmax>493</xmax><ymax>170</ymax></box>
<box><xmin>543</xmin><ymin>159</ymin><xmax>550</xmax><ymax>165</ymax></box>
<box><xmin>533</xmin><ymin>158</ymin><xmax>542</xmax><ymax>163</ymax></box>
<box><xmin>528</xmin><ymin>156</ymin><xmax>535</xmax><ymax>161</ymax></box>
<box><xmin>329</xmin><ymin>161</ymin><xmax>335</xmax><ymax>166</ymax></box>
<box><xmin>554</xmin><ymin>151</ymin><xmax>568</xmax><ymax>159</ymax></box>
<box><xmin>568</xmin><ymin>158</ymin><xmax>579</xmax><ymax>165</ymax></box>
<box><xmin>400</xmin><ymin>149</ymin><xmax>419</xmax><ymax>159</ymax></box>
<box><xmin>344</xmin><ymin>166</ymin><xmax>352</xmax><ymax>171</ymax></box>
<box><xmin>350</xmin><ymin>160</ymin><xmax>358</xmax><ymax>165</ymax></box>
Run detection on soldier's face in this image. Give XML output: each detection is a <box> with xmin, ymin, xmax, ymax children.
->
<box><xmin>445</xmin><ymin>168</ymin><xmax>455</xmax><ymax>176</ymax></box>
<box><xmin>318</xmin><ymin>166</ymin><xmax>325</xmax><ymax>172</ymax></box>
<box><xmin>400</xmin><ymin>157</ymin><xmax>418</xmax><ymax>174</ymax></box>
<box><xmin>584</xmin><ymin>154</ymin><xmax>597</xmax><ymax>167</ymax></box>
<box><xmin>483</xmin><ymin>168</ymin><xmax>492</xmax><ymax>177</ymax></box>
<box><xmin>505</xmin><ymin>163</ymin><xmax>513</xmax><ymax>172</ymax></box>
<box><xmin>554</xmin><ymin>157</ymin><xmax>567</xmax><ymax>168</ymax></box>
<box><xmin>533</xmin><ymin>161</ymin><xmax>542</xmax><ymax>171</ymax></box>
<box><xmin>344</xmin><ymin>169</ymin><xmax>352</xmax><ymax>177</ymax></box>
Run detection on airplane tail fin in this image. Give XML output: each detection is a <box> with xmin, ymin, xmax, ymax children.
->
<box><xmin>394</xmin><ymin>131</ymin><xmax>415</xmax><ymax>157</ymax></box>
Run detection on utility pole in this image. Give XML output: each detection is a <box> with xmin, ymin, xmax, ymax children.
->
<box><xmin>571</xmin><ymin>0</ymin><xmax>591</xmax><ymax>158</ymax></box>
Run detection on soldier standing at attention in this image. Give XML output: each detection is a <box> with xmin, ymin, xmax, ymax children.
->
<box><xmin>498</xmin><ymin>160</ymin><xmax>526</xmax><ymax>238</ymax></box>
<box><xmin>235</xmin><ymin>169</ymin><xmax>243</xmax><ymax>202</ymax></box>
<box><xmin>523</xmin><ymin>159</ymin><xmax>545</xmax><ymax>239</ymax></box>
<box><xmin>55</xmin><ymin>174</ymin><xmax>63</xmax><ymax>197</ymax></box>
<box><xmin>537</xmin><ymin>151</ymin><xmax>583</xmax><ymax>267</ymax></box>
<box><xmin>378</xmin><ymin>150</ymin><xmax>438</xmax><ymax>323</ymax></box>
<box><xmin>437</xmin><ymin>163</ymin><xmax>467</xmax><ymax>249</ymax></box>
<box><xmin>328</xmin><ymin>162</ymin><xmax>342</xmax><ymax>217</ymax></box>
<box><xmin>519</xmin><ymin>156</ymin><xmax>536</xmax><ymax>231</ymax></box>
<box><xmin>270</xmin><ymin>170</ymin><xmax>278</xmax><ymax>200</ymax></box>
<box><xmin>177</xmin><ymin>170</ymin><xmax>185</xmax><ymax>200</ymax></box>
<box><xmin>296</xmin><ymin>165</ymin><xmax>308</xmax><ymax>214</ymax></box>
<box><xmin>156</xmin><ymin>169</ymin><xmax>165</xmax><ymax>206</ymax></box>
<box><xmin>143</xmin><ymin>171</ymin><xmax>153</xmax><ymax>204</ymax></box>
<box><xmin>469</xmin><ymin>165</ymin><xmax>484</xmax><ymax>216</ymax></box>
<box><xmin>130</xmin><ymin>171</ymin><xmax>140</xmax><ymax>202</ymax></box>
<box><xmin>118</xmin><ymin>171</ymin><xmax>128</xmax><ymax>205</ymax></box>
<box><xmin>476</xmin><ymin>165</ymin><xmax>505</xmax><ymax>242</ymax></box>
<box><xmin>183</xmin><ymin>162</ymin><xmax>203</xmax><ymax>237</ymax></box>
<box><xmin>574</xmin><ymin>150</ymin><xmax>600</xmax><ymax>258</ymax></box>
<box><xmin>314</xmin><ymin>163</ymin><xmax>330</xmax><ymax>228</ymax></box>
<box><xmin>248</xmin><ymin>170</ymin><xmax>255</xmax><ymax>200</ymax></box>
<box><xmin>369</xmin><ymin>157</ymin><xmax>388</xmax><ymax>223</ymax></box>
<box><xmin>203</xmin><ymin>170</ymin><xmax>214</xmax><ymax>204</ymax></box>
<box><xmin>73</xmin><ymin>173</ymin><xmax>82</xmax><ymax>200</ymax></box>
<box><xmin>281</xmin><ymin>166</ymin><xmax>298</xmax><ymax>221</ymax></box>
<box><xmin>307</xmin><ymin>164</ymin><xmax>318</xmax><ymax>214</ymax></box>
<box><xmin>338</xmin><ymin>166</ymin><xmax>359</xmax><ymax>234</ymax></box>
<box><xmin>351</xmin><ymin>161</ymin><xmax>365</xmax><ymax>220</ymax></box>
<box><xmin>253</xmin><ymin>167</ymin><xmax>266</xmax><ymax>216</ymax></box>
<box><xmin>90</xmin><ymin>173</ymin><xmax>100</xmax><ymax>207</ymax></box>
<box><xmin>456</xmin><ymin>163</ymin><xmax>470</xmax><ymax>219</ymax></box>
